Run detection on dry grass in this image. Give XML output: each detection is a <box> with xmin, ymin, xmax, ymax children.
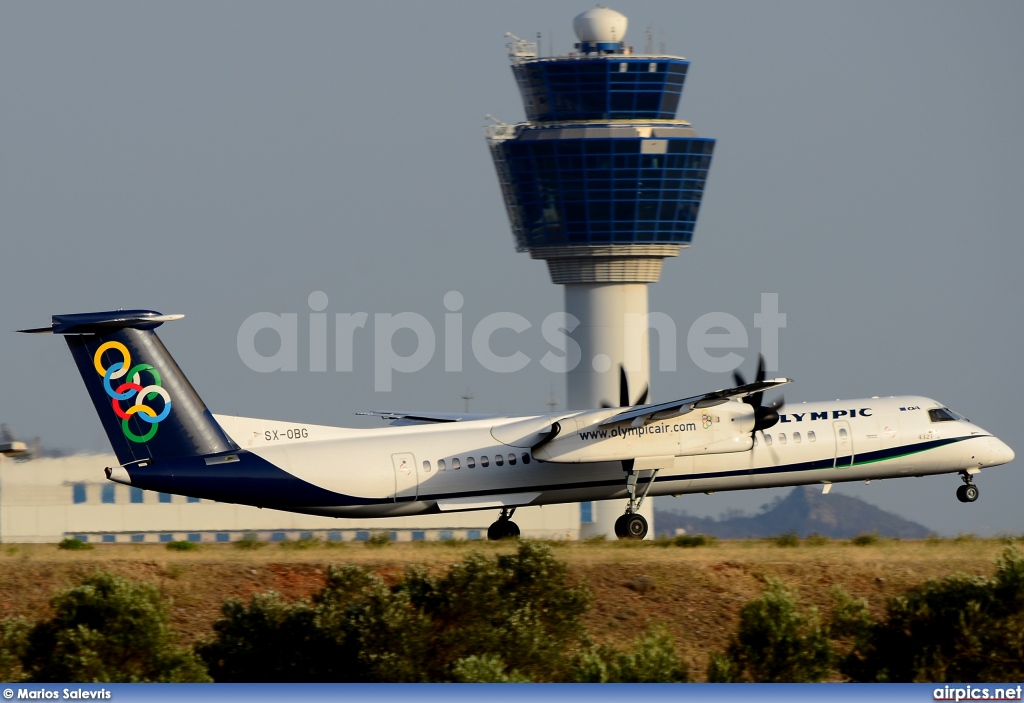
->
<box><xmin>0</xmin><ymin>537</ymin><xmax>1016</xmax><ymax>679</ymax></box>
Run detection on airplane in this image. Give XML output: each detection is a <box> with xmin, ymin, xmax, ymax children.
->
<box><xmin>20</xmin><ymin>309</ymin><xmax>1015</xmax><ymax>540</ymax></box>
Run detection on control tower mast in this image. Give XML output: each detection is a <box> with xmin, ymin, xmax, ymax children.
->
<box><xmin>487</xmin><ymin>8</ymin><xmax>715</xmax><ymax>538</ymax></box>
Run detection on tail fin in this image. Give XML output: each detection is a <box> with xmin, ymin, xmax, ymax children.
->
<box><xmin>21</xmin><ymin>310</ymin><xmax>237</xmax><ymax>465</ymax></box>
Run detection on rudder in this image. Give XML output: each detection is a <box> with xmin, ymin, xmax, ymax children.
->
<box><xmin>24</xmin><ymin>311</ymin><xmax>237</xmax><ymax>465</ymax></box>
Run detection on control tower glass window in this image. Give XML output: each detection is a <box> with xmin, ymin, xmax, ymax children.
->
<box><xmin>496</xmin><ymin>136</ymin><xmax>714</xmax><ymax>248</ymax></box>
<box><xmin>513</xmin><ymin>58</ymin><xmax>689</xmax><ymax>122</ymax></box>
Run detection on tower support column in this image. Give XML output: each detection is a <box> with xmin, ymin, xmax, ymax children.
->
<box><xmin>563</xmin><ymin>283</ymin><xmax>656</xmax><ymax>539</ymax></box>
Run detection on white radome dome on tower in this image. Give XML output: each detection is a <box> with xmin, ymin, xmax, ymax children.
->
<box><xmin>573</xmin><ymin>6</ymin><xmax>628</xmax><ymax>44</ymax></box>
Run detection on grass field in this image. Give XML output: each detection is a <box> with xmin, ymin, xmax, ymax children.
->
<box><xmin>0</xmin><ymin>536</ymin><xmax>1015</xmax><ymax>679</ymax></box>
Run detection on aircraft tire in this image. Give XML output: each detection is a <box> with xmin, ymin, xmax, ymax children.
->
<box><xmin>487</xmin><ymin>520</ymin><xmax>521</xmax><ymax>540</ymax></box>
<box><xmin>624</xmin><ymin>514</ymin><xmax>648</xmax><ymax>540</ymax></box>
<box><xmin>613</xmin><ymin>514</ymin><xmax>629</xmax><ymax>539</ymax></box>
<box><xmin>964</xmin><ymin>484</ymin><xmax>979</xmax><ymax>503</ymax></box>
<box><xmin>487</xmin><ymin>522</ymin><xmax>505</xmax><ymax>541</ymax></box>
<box><xmin>956</xmin><ymin>485</ymin><xmax>968</xmax><ymax>503</ymax></box>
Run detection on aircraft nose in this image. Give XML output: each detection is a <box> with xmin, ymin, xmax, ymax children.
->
<box><xmin>986</xmin><ymin>437</ymin><xmax>1014</xmax><ymax>467</ymax></box>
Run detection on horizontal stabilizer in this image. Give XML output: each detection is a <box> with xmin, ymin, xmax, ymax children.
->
<box><xmin>18</xmin><ymin>310</ymin><xmax>184</xmax><ymax>335</ymax></box>
<box><xmin>357</xmin><ymin>410</ymin><xmax>499</xmax><ymax>425</ymax></box>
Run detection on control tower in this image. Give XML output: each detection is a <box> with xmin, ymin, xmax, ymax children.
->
<box><xmin>487</xmin><ymin>7</ymin><xmax>715</xmax><ymax>538</ymax></box>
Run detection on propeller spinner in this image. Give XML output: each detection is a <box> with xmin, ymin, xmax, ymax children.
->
<box><xmin>733</xmin><ymin>355</ymin><xmax>784</xmax><ymax>433</ymax></box>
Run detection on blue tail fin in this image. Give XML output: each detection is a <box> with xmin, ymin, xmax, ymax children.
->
<box><xmin>21</xmin><ymin>311</ymin><xmax>237</xmax><ymax>465</ymax></box>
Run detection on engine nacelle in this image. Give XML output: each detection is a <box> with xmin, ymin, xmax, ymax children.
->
<box><xmin>534</xmin><ymin>400</ymin><xmax>756</xmax><ymax>464</ymax></box>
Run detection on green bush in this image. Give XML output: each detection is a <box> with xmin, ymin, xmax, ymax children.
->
<box><xmin>805</xmin><ymin>534</ymin><xmax>830</xmax><ymax>546</ymax></box>
<box><xmin>401</xmin><ymin>541</ymin><xmax>593</xmax><ymax>681</ymax></box>
<box><xmin>707</xmin><ymin>579</ymin><xmax>833</xmax><ymax>682</ymax></box>
<box><xmin>673</xmin><ymin>534</ymin><xmax>713</xmax><ymax>547</ymax></box>
<box><xmin>570</xmin><ymin>628</ymin><xmax>689</xmax><ymax>683</ymax></box>
<box><xmin>233</xmin><ymin>533</ymin><xmax>265</xmax><ymax>550</ymax></box>
<box><xmin>364</xmin><ymin>532</ymin><xmax>391</xmax><ymax>548</ymax></box>
<box><xmin>773</xmin><ymin>532</ymin><xmax>800</xmax><ymax>547</ymax></box>
<box><xmin>18</xmin><ymin>572</ymin><xmax>209</xmax><ymax>682</ymax></box>
<box><xmin>278</xmin><ymin>537</ymin><xmax>320</xmax><ymax>550</ymax></box>
<box><xmin>199</xmin><ymin>542</ymin><xmax>594</xmax><ymax>682</ymax></box>
<box><xmin>450</xmin><ymin>654</ymin><xmax>532</xmax><ymax>682</ymax></box>
<box><xmin>832</xmin><ymin>546</ymin><xmax>1024</xmax><ymax>682</ymax></box>
<box><xmin>165</xmin><ymin>540</ymin><xmax>198</xmax><ymax>552</ymax></box>
<box><xmin>57</xmin><ymin>538</ymin><xmax>93</xmax><ymax>550</ymax></box>
<box><xmin>851</xmin><ymin>533</ymin><xmax>879</xmax><ymax>546</ymax></box>
<box><xmin>0</xmin><ymin>617</ymin><xmax>31</xmax><ymax>682</ymax></box>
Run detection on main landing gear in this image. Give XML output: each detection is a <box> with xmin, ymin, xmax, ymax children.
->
<box><xmin>614</xmin><ymin>465</ymin><xmax>659</xmax><ymax>540</ymax></box>
<box><xmin>487</xmin><ymin>507</ymin><xmax>521</xmax><ymax>540</ymax></box>
<box><xmin>956</xmin><ymin>471</ymin><xmax>979</xmax><ymax>503</ymax></box>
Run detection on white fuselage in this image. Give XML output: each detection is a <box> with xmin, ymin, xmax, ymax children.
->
<box><xmin>212</xmin><ymin>395</ymin><xmax>1014</xmax><ymax>519</ymax></box>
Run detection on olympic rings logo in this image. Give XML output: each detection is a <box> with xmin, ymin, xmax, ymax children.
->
<box><xmin>701</xmin><ymin>410</ymin><xmax>712</xmax><ymax>430</ymax></box>
<box><xmin>94</xmin><ymin>341</ymin><xmax>172</xmax><ymax>443</ymax></box>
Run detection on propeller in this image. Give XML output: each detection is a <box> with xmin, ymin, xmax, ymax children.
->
<box><xmin>600</xmin><ymin>366</ymin><xmax>648</xmax><ymax>475</ymax></box>
<box><xmin>733</xmin><ymin>355</ymin><xmax>784</xmax><ymax>433</ymax></box>
<box><xmin>601</xmin><ymin>366</ymin><xmax>649</xmax><ymax>409</ymax></box>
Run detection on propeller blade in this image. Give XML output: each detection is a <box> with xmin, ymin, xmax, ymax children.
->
<box><xmin>635</xmin><ymin>384</ymin><xmax>649</xmax><ymax>406</ymax></box>
<box><xmin>733</xmin><ymin>370</ymin><xmax>746</xmax><ymax>388</ymax></box>
<box><xmin>749</xmin><ymin>355</ymin><xmax>767</xmax><ymax>408</ymax></box>
<box><xmin>619</xmin><ymin>366</ymin><xmax>630</xmax><ymax>408</ymax></box>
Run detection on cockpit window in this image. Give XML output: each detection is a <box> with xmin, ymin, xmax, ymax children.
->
<box><xmin>928</xmin><ymin>408</ymin><xmax>964</xmax><ymax>422</ymax></box>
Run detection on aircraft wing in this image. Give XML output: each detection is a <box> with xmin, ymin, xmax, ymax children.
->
<box><xmin>598</xmin><ymin>377</ymin><xmax>791</xmax><ymax>428</ymax></box>
<box><xmin>357</xmin><ymin>411</ymin><xmax>501</xmax><ymax>426</ymax></box>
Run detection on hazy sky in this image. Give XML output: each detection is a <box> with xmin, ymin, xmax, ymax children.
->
<box><xmin>1</xmin><ymin>1</ymin><xmax>1021</xmax><ymax>535</ymax></box>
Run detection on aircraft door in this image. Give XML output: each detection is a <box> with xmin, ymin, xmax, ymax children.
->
<box><xmin>833</xmin><ymin>421</ymin><xmax>853</xmax><ymax>468</ymax></box>
<box><xmin>391</xmin><ymin>453</ymin><xmax>418</xmax><ymax>502</ymax></box>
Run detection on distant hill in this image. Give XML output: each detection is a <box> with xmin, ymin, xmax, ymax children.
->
<box><xmin>655</xmin><ymin>486</ymin><xmax>932</xmax><ymax>539</ymax></box>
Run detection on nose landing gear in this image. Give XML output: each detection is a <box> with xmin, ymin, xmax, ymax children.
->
<box><xmin>956</xmin><ymin>471</ymin><xmax>979</xmax><ymax>503</ymax></box>
<box><xmin>487</xmin><ymin>507</ymin><xmax>521</xmax><ymax>540</ymax></box>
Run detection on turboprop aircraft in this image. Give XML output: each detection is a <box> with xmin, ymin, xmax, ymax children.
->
<box><xmin>20</xmin><ymin>310</ymin><xmax>1015</xmax><ymax>540</ymax></box>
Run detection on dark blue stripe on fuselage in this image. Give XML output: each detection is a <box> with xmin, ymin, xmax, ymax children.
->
<box><xmin>126</xmin><ymin>435</ymin><xmax>981</xmax><ymax>509</ymax></box>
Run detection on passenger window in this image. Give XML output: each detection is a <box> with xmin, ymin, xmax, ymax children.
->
<box><xmin>481</xmin><ymin>456</ymin><xmax>489</xmax><ymax>467</ymax></box>
<box><xmin>495</xmin><ymin>455</ymin><xmax>504</xmax><ymax>466</ymax></box>
<box><xmin>467</xmin><ymin>457</ymin><xmax>476</xmax><ymax>469</ymax></box>
<box><xmin>765</xmin><ymin>434</ymin><xmax>773</xmax><ymax>446</ymax></box>
<box><xmin>522</xmin><ymin>453</ymin><xmax>531</xmax><ymax>464</ymax></box>
<box><xmin>793</xmin><ymin>432</ymin><xmax>801</xmax><ymax>444</ymax></box>
<box><xmin>779</xmin><ymin>433</ymin><xmax>787</xmax><ymax>445</ymax></box>
<box><xmin>438</xmin><ymin>459</ymin><xmax>446</xmax><ymax>471</ymax></box>
<box><xmin>508</xmin><ymin>454</ymin><xmax>517</xmax><ymax>466</ymax></box>
<box><xmin>808</xmin><ymin>431</ymin><xmax>816</xmax><ymax>442</ymax></box>
<box><xmin>452</xmin><ymin>458</ymin><xmax>461</xmax><ymax>470</ymax></box>
<box><xmin>422</xmin><ymin>460</ymin><xmax>432</xmax><ymax>473</ymax></box>
<box><xmin>839</xmin><ymin>428</ymin><xmax>848</xmax><ymax>440</ymax></box>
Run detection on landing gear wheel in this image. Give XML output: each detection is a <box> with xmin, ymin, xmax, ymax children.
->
<box><xmin>487</xmin><ymin>509</ymin><xmax>521</xmax><ymax>540</ymax></box>
<box><xmin>956</xmin><ymin>472</ymin><xmax>980</xmax><ymax>504</ymax></box>
<box><xmin>614</xmin><ymin>513</ymin><xmax>648</xmax><ymax>540</ymax></box>
<box><xmin>614</xmin><ymin>514</ymin><xmax>629</xmax><ymax>539</ymax></box>
<box><xmin>624</xmin><ymin>513</ymin><xmax>648</xmax><ymax>540</ymax></box>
